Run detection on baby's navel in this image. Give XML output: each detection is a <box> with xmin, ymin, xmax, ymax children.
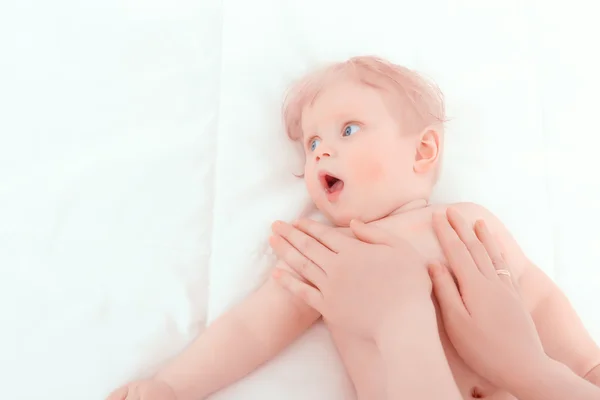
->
<box><xmin>470</xmin><ymin>386</ymin><xmax>485</xmax><ymax>398</ymax></box>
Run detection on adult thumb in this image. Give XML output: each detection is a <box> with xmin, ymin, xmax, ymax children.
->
<box><xmin>349</xmin><ymin>219</ymin><xmax>396</xmax><ymax>246</ymax></box>
<box><xmin>429</xmin><ymin>263</ymin><xmax>469</xmax><ymax>323</ymax></box>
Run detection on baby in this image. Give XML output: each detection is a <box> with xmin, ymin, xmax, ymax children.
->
<box><xmin>108</xmin><ymin>56</ymin><xmax>600</xmax><ymax>400</ymax></box>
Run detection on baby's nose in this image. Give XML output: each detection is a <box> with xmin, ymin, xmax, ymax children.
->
<box><xmin>316</xmin><ymin>150</ymin><xmax>330</xmax><ymax>162</ymax></box>
<box><xmin>315</xmin><ymin>145</ymin><xmax>334</xmax><ymax>161</ymax></box>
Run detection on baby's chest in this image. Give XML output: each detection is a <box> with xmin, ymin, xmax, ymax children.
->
<box><xmin>379</xmin><ymin>218</ymin><xmax>447</xmax><ymax>264</ymax></box>
<box><xmin>334</xmin><ymin>213</ymin><xmax>446</xmax><ymax>263</ymax></box>
<box><xmin>331</xmin><ymin>211</ymin><xmax>518</xmax><ymax>399</ymax></box>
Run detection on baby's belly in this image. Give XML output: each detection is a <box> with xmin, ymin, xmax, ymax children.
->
<box><xmin>329</xmin><ymin>325</ymin><xmax>517</xmax><ymax>400</ymax></box>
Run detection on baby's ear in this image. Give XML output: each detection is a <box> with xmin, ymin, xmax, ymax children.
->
<box><xmin>413</xmin><ymin>127</ymin><xmax>442</xmax><ymax>174</ymax></box>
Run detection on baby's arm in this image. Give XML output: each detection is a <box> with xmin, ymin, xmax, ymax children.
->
<box><xmin>154</xmin><ymin>274</ymin><xmax>320</xmax><ymax>400</ymax></box>
<box><xmin>519</xmin><ymin>266</ymin><xmax>600</xmax><ymax>385</ymax></box>
<box><xmin>456</xmin><ymin>203</ymin><xmax>600</xmax><ymax>386</ymax></box>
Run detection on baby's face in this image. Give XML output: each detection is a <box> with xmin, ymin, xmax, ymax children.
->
<box><xmin>301</xmin><ymin>78</ymin><xmax>419</xmax><ymax>226</ymax></box>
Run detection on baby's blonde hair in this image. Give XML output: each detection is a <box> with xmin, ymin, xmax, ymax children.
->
<box><xmin>282</xmin><ymin>55</ymin><xmax>446</xmax><ymax>141</ymax></box>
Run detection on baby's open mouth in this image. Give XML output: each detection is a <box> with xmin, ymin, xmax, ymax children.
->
<box><xmin>320</xmin><ymin>173</ymin><xmax>344</xmax><ymax>194</ymax></box>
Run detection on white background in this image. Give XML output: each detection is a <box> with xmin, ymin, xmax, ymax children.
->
<box><xmin>1</xmin><ymin>1</ymin><xmax>599</xmax><ymax>399</ymax></box>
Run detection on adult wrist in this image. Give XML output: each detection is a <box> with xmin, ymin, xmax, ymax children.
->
<box><xmin>373</xmin><ymin>298</ymin><xmax>459</xmax><ymax>399</ymax></box>
<box><xmin>374</xmin><ymin>297</ymin><xmax>438</xmax><ymax>348</ymax></box>
<box><xmin>507</xmin><ymin>356</ymin><xmax>570</xmax><ymax>399</ymax></box>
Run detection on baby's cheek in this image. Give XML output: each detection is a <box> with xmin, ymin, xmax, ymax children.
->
<box><xmin>306</xmin><ymin>179</ymin><xmax>322</xmax><ymax>202</ymax></box>
<box><xmin>349</xmin><ymin>154</ymin><xmax>385</xmax><ymax>183</ymax></box>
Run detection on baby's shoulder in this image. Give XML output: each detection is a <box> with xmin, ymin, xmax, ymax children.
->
<box><xmin>369</xmin><ymin>202</ymin><xmax>488</xmax><ymax>231</ymax></box>
<box><xmin>424</xmin><ymin>201</ymin><xmax>499</xmax><ymax>227</ymax></box>
<box><xmin>444</xmin><ymin>202</ymin><xmax>535</xmax><ymax>281</ymax></box>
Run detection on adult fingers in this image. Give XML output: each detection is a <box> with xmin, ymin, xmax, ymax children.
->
<box><xmin>293</xmin><ymin>218</ymin><xmax>348</xmax><ymax>252</ymax></box>
<box><xmin>269</xmin><ymin>234</ymin><xmax>326</xmax><ymax>288</ymax></box>
<box><xmin>273</xmin><ymin>268</ymin><xmax>324</xmax><ymax>312</ymax></box>
<box><xmin>429</xmin><ymin>263</ymin><xmax>472</xmax><ymax>319</ymax></box>
<box><xmin>474</xmin><ymin>220</ymin><xmax>515</xmax><ymax>289</ymax></box>
<box><xmin>349</xmin><ymin>219</ymin><xmax>398</xmax><ymax>246</ymax></box>
<box><xmin>432</xmin><ymin>211</ymin><xmax>481</xmax><ymax>290</ymax></box>
<box><xmin>446</xmin><ymin>208</ymin><xmax>497</xmax><ymax>280</ymax></box>
<box><xmin>272</xmin><ymin>221</ymin><xmax>335</xmax><ymax>267</ymax></box>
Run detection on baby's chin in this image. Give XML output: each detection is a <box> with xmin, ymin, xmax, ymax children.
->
<box><xmin>320</xmin><ymin>206</ymin><xmax>380</xmax><ymax>228</ymax></box>
<box><xmin>311</xmin><ymin>193</ymin><xmax>394</xmax><ymax>227</ymax></box>
<box><xmin>326</xmin><ymin>214</ymin><xmax>352</xmax><ymax>228</ymax></box>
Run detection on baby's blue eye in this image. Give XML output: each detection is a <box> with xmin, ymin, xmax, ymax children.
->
<box><xmin>310</xmin><ymin>138</ymin><xmax>321</xmax><ymax>152</ymax></box>
<box><xmin>343</xmin><ymin>124</ymin><xmax>360</xmax><ymax>137</ymax></box>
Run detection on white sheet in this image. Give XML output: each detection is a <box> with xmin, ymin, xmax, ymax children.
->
<box><xmin>1</xmin><ymin>1</ymin><xmax>599</xmax><ymax>399</ymax></box>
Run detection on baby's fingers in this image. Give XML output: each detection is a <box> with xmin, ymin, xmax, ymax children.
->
<box><xmin>126</xmin><ymin>386</ymin><xmax>141</xmax><ymax>400</ymax></box>
<box><xmin>106</xmin><ymin>386</ymin><xmax>128</xmax><ymax>400</ymax></box>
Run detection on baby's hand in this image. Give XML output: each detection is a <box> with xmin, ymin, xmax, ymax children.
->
<box><xmin>106</xmin><ymin>379</ymin><xmax>176</xmax><ymax>400</ymax></box>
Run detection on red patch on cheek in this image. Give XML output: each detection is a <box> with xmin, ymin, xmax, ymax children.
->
<box><xmin>350</xmin><ymin>154</ymin><xmax>385</xmax><ymax>183</ymax></box>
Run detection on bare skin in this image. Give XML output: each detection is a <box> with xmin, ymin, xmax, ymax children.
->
<box><xmin>316</xmin><ymin>203</ymin><xmax>505</xmax><ymax>399</ymax></box>
<box><xmin>429</xmin><ymin>209</ymin><xmax>600</xmax><ymax>400</ymax></box>
<box><xmin>272</xmin><ymin>206</ymin><xmax>463</xmax><ymax>399</ymax></box>
<box><xmin>273</xmin><ymin>201</ymin><xmax>600</xmax><ymax>399</ymax></box>
<box><xmin>272</xmin><ymin>206</ymin><xmax>600</xmax><ymax>400</ymax></box>
<box><xmin>107</xmin><ymin>73</ymin><xmax>600</xmax><ymax>400</ymax></box>
<box><xmin>107</xmin><ymin>201</ymin><xmax>598</xmax><ymax>400</ymax></box>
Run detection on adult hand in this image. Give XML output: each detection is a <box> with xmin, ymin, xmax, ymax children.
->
<box><xmin>269</xmin><ymin>218</ymin><xmax>433</xmax><ymax>340</ymax></box>
<box><xmin>429</xmin><ymin>208</ymin><xmax>548</xmax><ymax>390</ymax></box>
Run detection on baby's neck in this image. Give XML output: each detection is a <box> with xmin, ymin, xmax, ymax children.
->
<box><xmin>388</xmin><ymin>198</ymin><xmax>430</xmax><ymax>215</ymax></box>
<box><xmin>361</xmin><ymin>198</ymin><xmax>428</xmax><ymax>223</ymax></box>
<box><xmin>365</xmin><ymin>198</ymin><xmax>430</xmax><ymax>226</ymax></box>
